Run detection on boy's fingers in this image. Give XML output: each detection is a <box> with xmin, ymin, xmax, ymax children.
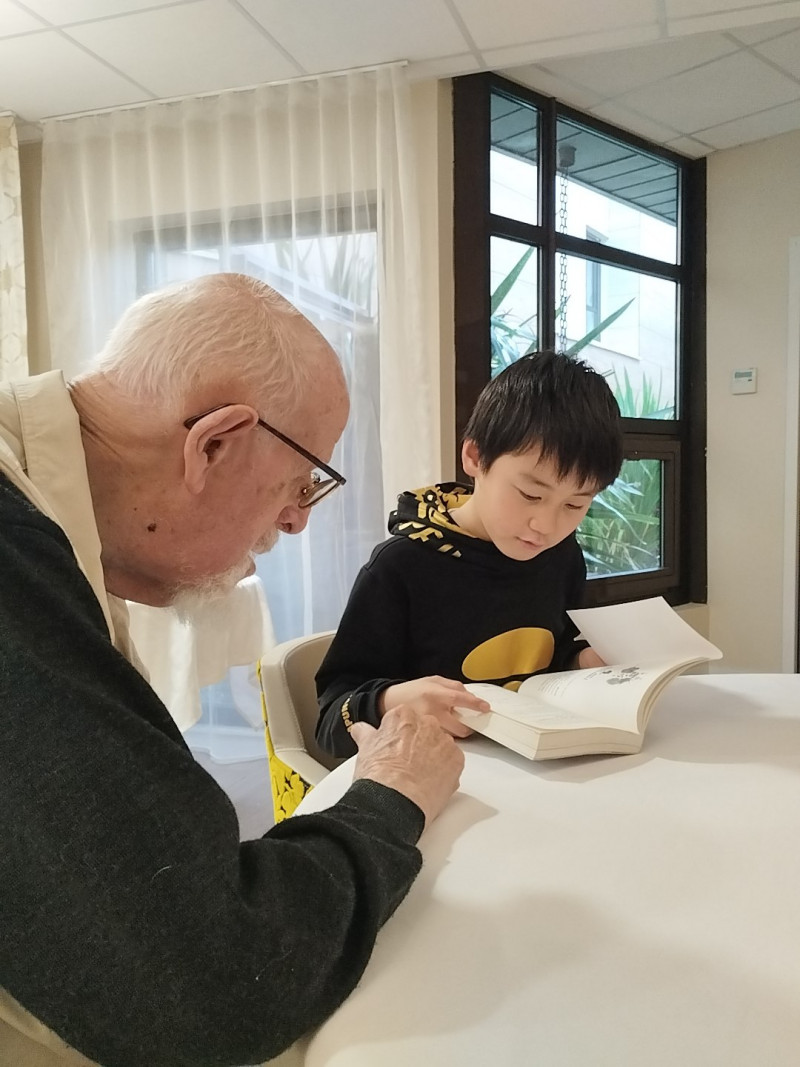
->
<box><xmin>349</xmin><ymin>721</ymin><xmax>377</xmax><ymax>747</ymax></box>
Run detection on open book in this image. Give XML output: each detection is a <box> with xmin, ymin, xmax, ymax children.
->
<box><xmin>454</xmin><ymin>598</ymin><xmax>722</xmax><ymax>760</ymax></box>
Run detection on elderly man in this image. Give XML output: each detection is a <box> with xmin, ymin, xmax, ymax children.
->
<box><xmin>0</xmin><ymin>274</ymin><xmax>463</xmax><ymax>1067</ymax></box>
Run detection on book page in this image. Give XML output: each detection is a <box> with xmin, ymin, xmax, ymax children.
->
<box><xmin>518</xmin><ymin>658</ymin><xmax>697</xmax><ymax>733</ymax></box>
<box><xmin>461</xmin><ymin>683</ymin><xmax>605</xmax><ymax>732</ymax></box>
<box><xmin>567</xmin><ymin>597</ymin><xmax>722</xmax><ymax>666</ymax></box>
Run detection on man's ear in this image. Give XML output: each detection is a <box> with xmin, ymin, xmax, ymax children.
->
<box><xmin>461</xmin><ymin>438</ymin><xmax>484</xmax><ymax>479</ymax></box>
<box><xmin>183</xmin><ymin>404</ymin><xmax>259</xmax><ymax>495</ymax></box>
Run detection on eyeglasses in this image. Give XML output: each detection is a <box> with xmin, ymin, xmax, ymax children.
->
<box><xmin>183</xmin><ymin>404</ymin><xmax>346</xmax><ymax>509</ymax></box>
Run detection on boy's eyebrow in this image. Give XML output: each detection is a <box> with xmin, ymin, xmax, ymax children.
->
<box><xmin>520</xmin><ymin>472</ymin><xmax>596</xmax><ymax>496</ymax></box>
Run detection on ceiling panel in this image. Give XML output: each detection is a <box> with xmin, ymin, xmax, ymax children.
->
<box><xmin>537</xmin><ymin>33</ymin><xmax>739</xmax><ymax>98</ymax></box>
<box><xmin>0</xmin><ymin>30</ymin><xmax>145</xmax><ymax>119</ymax></box>
<box><xmin>455</xmin><ymin>0</ymin><xmax>659</xmax><ymax>50</ymax></box>
<box><xmin>613</xmin><ymin>49</ymin><xmax>800</xmax><ymax>132</ymax></box>
<box><xmin>664</xmin><ymin>134</ymin><xmax>714</xmax><ymax>155</ymax></box>
<box><xmin>502</xmin><ymin>67</ymin><xmax>606</xmax><ymax>110</ymax></box>
<box><xmin>484</xmin><ymin>24</ymin><xmax>660</xmax><ymax>70</ymax></box>
<box><xmin>17</xmin><ymin>0</ymin><xmax>199</xmax><ymax>22</ymax></box>
<box><xmin>753</xmin><ymin>26</ymin><xmax>800</xmax><ymax>76</ymax></box>
<box><xmin>666</xmin><ymin>0</ymin><xmax>798</xmax><ymax>16</ymax></box>
<box><xmin>65</xmin><ymin>0</ymin><xmax>301</xmax><ymax>99</ymax></box>
<box><xmin>588</xmin><ymin>101</ymin><xmax>684</xmax><ymax>143</ymax></box>
<box><xmin>727</xmin><ymin>14</ymin><xmax>800</xmax><ymax>43</ymax></box>
<box><xmin>0</xmin><ymin>0</ymin><xmax>47</xmax><ymax>35</ymax></box>
<box><xmin>696</xmin><ymin>95</ymin><xmax>800</xmax><ymax>148</ymax></box>
<box><xmin>238</xmin><ymin>0</ymin><xmax>469</xmax><ymax>71</ymax></box>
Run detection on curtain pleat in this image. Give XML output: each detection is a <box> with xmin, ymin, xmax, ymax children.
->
<box><xmin>40</xmin><ymin>67</ymin><xmax>437</xmax><ymax>753</ymax></box>
<box><xmin>0</xmin><ymin>115</ymin><xmax>28</xmax><ymax>382</ymax></box>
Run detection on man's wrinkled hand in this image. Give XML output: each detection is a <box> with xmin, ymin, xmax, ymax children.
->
<box><xmin>350</xmin><ymin>707</ymin><xmax>464</xmax><ymax>827</ymax></box>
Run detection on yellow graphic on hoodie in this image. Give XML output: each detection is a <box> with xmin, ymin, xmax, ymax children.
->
<box><xmin>462</xmin><ymin>627</ymin><xmax>554</xmax><ymax>691</ymax></box>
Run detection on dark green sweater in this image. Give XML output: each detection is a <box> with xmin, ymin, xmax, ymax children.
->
<box><xmin>0</xmin><ymin>472</ymin><xmax>424</xmax><ymax>1066</ymax></box>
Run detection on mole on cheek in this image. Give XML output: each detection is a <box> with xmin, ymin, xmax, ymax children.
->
<box><xmin>147</xmin><ymin>522</ymin><xmax>157</xmax><ymax>533</ymax></box>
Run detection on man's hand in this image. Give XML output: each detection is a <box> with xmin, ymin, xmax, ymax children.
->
<box><xmin>378</xmin><ymin>676</ymin><xmax>490</xmax><ymax>738</ymax></box>
<box><xmin>350</xmin><ymin>708</ymin><xmax>465</xmax><ymax>827</ymax></box>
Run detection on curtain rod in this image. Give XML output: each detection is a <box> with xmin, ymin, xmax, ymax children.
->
<box><xmin>43</xmin><ymin>59</ymin><xmax>409</xmax><ymax>126</ymax></box>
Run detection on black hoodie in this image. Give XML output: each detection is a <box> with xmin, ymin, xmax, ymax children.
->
<box><xmin>316</xmin><ymin>483</ymin><xmax>588</xmax><ymax>757</ymax></box>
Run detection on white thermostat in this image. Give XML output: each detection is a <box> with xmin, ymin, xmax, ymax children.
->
<box><xmin>731</xmin><ymin>367</ymin><xmax>757</xmax><ymax>394</ymax></box>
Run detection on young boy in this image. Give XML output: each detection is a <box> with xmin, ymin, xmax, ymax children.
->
<box><xmin>315</xmin><ymin>350</ymin><xmax>623</xmax><ymax>758</ymax></box>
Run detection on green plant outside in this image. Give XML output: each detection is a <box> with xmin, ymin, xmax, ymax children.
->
<box><xmin>489</xmin><ymin>247</ymin><xmax>670</xmax><ymax>578</ymax></box>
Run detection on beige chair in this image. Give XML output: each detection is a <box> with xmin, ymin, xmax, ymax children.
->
<box><xmin>259</xmin><ymin>630</ymin><xmax>344</xmax><ymax>788</ymax></box>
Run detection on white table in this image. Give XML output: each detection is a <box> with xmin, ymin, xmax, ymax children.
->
<box><xmin>293</xmin><ymin>674</ymin><xmax>800</xmax><ymax>1067</ymax></box>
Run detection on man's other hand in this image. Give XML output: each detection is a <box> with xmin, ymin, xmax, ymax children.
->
<box><xmin>350</xmin><ymin>708</ymin><xmax>464</xmax><ymax>827</ymax></box>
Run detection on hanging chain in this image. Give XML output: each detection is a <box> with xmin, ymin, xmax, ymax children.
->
<box><xmin>556</xmin><ymin>143</ymin><xmax>575</xmax><ymax>355</ymax></box>
<box><xmin>557</xmin><ymin>170</ymin><xmax>569</xmax><ymax>354</ymax></box>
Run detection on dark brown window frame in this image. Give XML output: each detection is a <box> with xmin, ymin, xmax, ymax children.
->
<box><xmin>453</xmin><ymin>72</ymin><xmax>707</xmax><ymax>607</ymax></box>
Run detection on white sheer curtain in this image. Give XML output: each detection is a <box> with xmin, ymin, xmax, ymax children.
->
<box><xmin>0</xmin><ymin>115</ymin><xmax>27</xmax><ymax>381</ymax></box>
<box><xmin>40</xmin><ymin>66</ymin><xmax>438</xmax><ymax>758</ymax></box>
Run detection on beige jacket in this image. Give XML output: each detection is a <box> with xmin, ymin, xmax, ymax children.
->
<box><xmin>0</xmin><ymin>371</ymin><xmax>137</xmax><ymax>1066</ymax></box>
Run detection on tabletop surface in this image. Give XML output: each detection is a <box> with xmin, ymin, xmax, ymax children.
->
<box><xmin>291</xmin><ymin>673</ymin><xmax>800</xmax><ymax>1067</ymax></box>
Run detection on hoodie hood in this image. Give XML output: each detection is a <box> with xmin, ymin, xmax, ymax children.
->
<box><xmin>388</xmin><ymin>482</ymin><xmax>479</xmax><ymax>560</ymax></box>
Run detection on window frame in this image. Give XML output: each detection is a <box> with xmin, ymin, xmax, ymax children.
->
<box><xmin>453</xmin><ymin>72</ymin><xmax>707</xmax><ymax>607</ymax></box>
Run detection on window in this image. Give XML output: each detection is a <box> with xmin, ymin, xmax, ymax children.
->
<box><xmin>585</xmin><ymin>228</ymin><xmax>605</xmax><ymax>334</ymax></box>
<box><xmin>453</xmin><ymin>73</ymin><xmax>706</xmax><ymax>606</ymax></box>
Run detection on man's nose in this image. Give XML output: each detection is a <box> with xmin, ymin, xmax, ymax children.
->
<box><xmin>277</xmin><ymin>503</ymin><xmax>311</xmax><ymax>536</ymax></box>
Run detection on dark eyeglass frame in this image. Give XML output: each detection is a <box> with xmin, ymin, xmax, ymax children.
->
<box><xmin>183</xmin><ymin>404</ymin><xmax>346</xmax><ymax>509</ymax></box>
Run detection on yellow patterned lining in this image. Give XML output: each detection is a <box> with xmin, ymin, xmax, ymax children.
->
<box><xmin>256</xmin><ymin>660</ymin><xmax>313</xmax><ymax>822</ymax></box>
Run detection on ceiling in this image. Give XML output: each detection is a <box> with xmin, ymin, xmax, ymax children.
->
<box><xmin>1</xmin><ymin>0</ymin><xmax>800</xmax><ymax>157</ymax></box>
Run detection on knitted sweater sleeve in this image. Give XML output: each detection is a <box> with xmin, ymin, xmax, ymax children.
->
<box><xmin>0</xmin><ymin>476</ymin><xmax>424</xmax><ymax>1067</ymax></box>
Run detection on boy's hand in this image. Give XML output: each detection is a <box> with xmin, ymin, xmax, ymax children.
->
<box><xmin>576</xmin><ymin>646</ymin><xmax>606</xmax><ymax>669</ymax></box>
<box><xmin>378</xmin><ymin>676</ymin><xmax>490</xmax><ymax>738</ymax></box>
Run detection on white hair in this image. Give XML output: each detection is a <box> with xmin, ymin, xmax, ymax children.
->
<box><xmin>87</xmin><ymin>274</ymin><xmax>321</xmax><ymax>419</ymax></box>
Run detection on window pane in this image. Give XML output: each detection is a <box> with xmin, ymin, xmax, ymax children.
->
<box><xmin>491</xmin><ymin>91</ymin><xmax>539</xmax><ymax>225</ymax></box>
<box><xmin>556</xmin><ymin>253</ymin><xmax>677</xmax><ymax>419</ymax></box>
<box><xmin>490</xmin><ymin>237</ymin><xmax>539</xmax><ymax>376</ymax></box>
<box><xmin>579</xmin><ymin>458</ymin><xmax>663</xmax><ymax>577</ymax></box>
<box><xmin>556</xmin><ymin>119</ymin><xmax>678</xmax><ymax>264</ymax></box>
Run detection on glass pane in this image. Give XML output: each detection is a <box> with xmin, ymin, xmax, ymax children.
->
<box><xmin>491</xmin><ymin>91</ymin><xmax>539</xmax><ymax>225</ymax></box>
<box><xmin>579</xmin><ymin>458</ymin><xmax>663</xmax><ymax>577</ymax></box>
<box><xmin>556</xmin><ymin>119</ymin><xmax>678</xmax><ymax>264</ymax></box>
<box><xmin>555</xmin><ymin>254</ymin><xmax>677</xmax><ymax>419</ymax></box>
<box><xmin>490</xmin><ymin>237</ymin><xmax>539</xmax><ymax>377</ymax></box>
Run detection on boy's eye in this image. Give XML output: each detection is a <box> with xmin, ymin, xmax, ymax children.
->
<box><xmin>518</xmin><ymin>488</ymin><xmax>541</xmax><ymax>503</ymax></box>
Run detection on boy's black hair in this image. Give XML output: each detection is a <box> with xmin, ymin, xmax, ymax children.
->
<box><xmin>463</xmin><ymin>350</ymin><xmax>623</xmax><ymax>489</ymax></box>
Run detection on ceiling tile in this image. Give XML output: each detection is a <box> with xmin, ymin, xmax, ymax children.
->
<box><xmin>696</xmin><ymin>97</ymin><xmax>800</xmax><ymax>148</ymax></box>
<box><xmin>0</xmin><ymin>0</ymin><xmax>48</xmax><ymax>35</ymax></box>
<box><xmin>664</xmin><ymin>134</ymin><xmax>714</xmax><ymax>155</ymax></box>
<box><xmin>17</xmin><ymin>0</ymin><xmax>198</xmax><ymax>23</ymax></box>
<box><xmin>408</xmin><ymin>53</ymin><xmax>481</xmax><ymax>81</ymax></box>
<box><xmin>754</xmin><ymin>26</ymin><xmax>800</xmax><ymax>77</ymax></box>
<box><xmin>666</xmin><ymin>0</ymin><xmax>800</xmax><ymax>15</ymax></box>
<box><xmin>500</xmin><ymin>66</ymin><xmax>606</xmax><ymax>110</ymax></box>
<box><xmin>238</xmin><ymin>0</ymin><xmax>468</xmax><ymax>70</ymax></box>
<box><xmin>728</xmin><ymin>15</ymin><xmax>800</xmax><ymax>43</ymax></box>
<box><xmin>613</xmin><ymin>50</ymin><xmax>800</xmax><ymax>133</ymax></box>
<box><xmin>482</xmin><ymin>23</ymin><xmax>660</xmax><ymax>69</ymax></box>
<box><xmin>668</xmin><ymin>2</ymin><xmax>800</xmax><ymax>38</ymax></box>
<box><xmin>588</xmin><ymin>100</ymin><xmax>684</xmax><ymax>142</ymax></box>
<box><xmin>534</xmin><ymin>33</ymin><xmax>739</xmax><ymax>99</ymax></box>
<box><xmin>0</xmin><ymin>30</ymin><xmax>148</xmax><ymax>119</ymax></box>
<box><xmin>65</xmin><ymin>0</ymin><xmax>301</xmax><ymax>99</ymax></box>
<box><xmin>454</xmin><ymin>0</ymin><xmax>659</xmax><ymax>51</ymax></box>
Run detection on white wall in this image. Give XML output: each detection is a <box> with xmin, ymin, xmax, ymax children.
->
<box><xmin>706</xmin><ymin>129</ymin><xmax>800</xmax><ymax>671</ymax></box>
